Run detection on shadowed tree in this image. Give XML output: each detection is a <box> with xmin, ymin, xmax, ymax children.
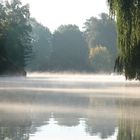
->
<box><xmin>5</xmin><ymin>0</ymin><xmax>32</xmax><ymax>68</ymax></box>
<box><xmin>0</xmin><ymin>0</ymin><xmax>32</xmax><ymax>74</ymax></box>
<box><xmin>0</xmin><ymin>3</ymin><xmax>10</xmax><ymax>73</ymax></box>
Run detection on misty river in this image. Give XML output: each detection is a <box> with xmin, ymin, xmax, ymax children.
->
<box><xmin>0</xmin><ymin>73</ymin><xmax>140</xmax><ymax>140</ymax></box>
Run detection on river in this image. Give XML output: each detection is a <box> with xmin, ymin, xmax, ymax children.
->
<box><xmin>0</xmin><ymin>73</ymin><xmax>140</xmax><ymax>140</ymax></box>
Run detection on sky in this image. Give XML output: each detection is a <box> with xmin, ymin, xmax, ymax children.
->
<box><xmin>22</xmin><ymin>0</ymin><xmax>109</xmax><ymax>32</ymax></box>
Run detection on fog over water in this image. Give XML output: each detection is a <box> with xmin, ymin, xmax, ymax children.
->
<box><xmin>0</xmin><ymin>73</ymin><xmax>140</xmax><ymax>140</ymax></box>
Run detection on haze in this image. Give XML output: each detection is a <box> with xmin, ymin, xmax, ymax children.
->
<box><xmin>22</xmin><ymin>0</ymin><xmax>108</xmax><ymax>31</ymax></box>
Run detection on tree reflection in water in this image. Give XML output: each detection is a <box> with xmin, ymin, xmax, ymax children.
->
<box><xmin>118</xmin><ymin>99</ymin><xmax>140</xmax><ymax>140</ymax></box>
<box><xmin>0</xmin><ymin>126</ymin><xmax>30</xmax><ymax>140</ymax></box>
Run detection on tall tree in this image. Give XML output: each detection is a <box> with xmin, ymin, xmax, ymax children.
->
<box><xmin>84</xmin><ymin>13</ymin><xmax>117</xmax><ymax>72</ymax></box>
<box><xmin>107</xmin><ymin>0</ymin><xmax>140</xmax><ymax>79</ymax></box>
<box><xmin>5</xmin><ymin>0</ymin><xmax>32</xmax><ymax>68</ymax></box>
<box><xmin>0</xmin><ymin>0</ymin><xmax>32</xmax><ymax>74</ymax></box>
<box><xmin>27</xmin><ymin>18</ymin><xmax>52</xmax><ymax>71</ymax></box>
<box><xmin>0</xmin><ymin>3</ymin><xmax>10</xmax><ymax>73</ymax></box>
<box><xmin>50</xmin><ymin>25</ymin><xmax>89</xmax><ymax>71</ymax></box>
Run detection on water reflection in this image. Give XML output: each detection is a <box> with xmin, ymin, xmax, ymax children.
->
<box><xmin>0</xmin><ymin>74</ymin><xmax>139</xmax><ymax>140</ymax></box>
<box><xmin>117</xmin><ymin>99</ymin><xmax>140</xmax><ymax>140</ymax></box>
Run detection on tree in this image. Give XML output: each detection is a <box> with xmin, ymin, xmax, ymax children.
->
<box><xmin>27</xmin><ymin>19</ymin><xmax>52</xmax><ymax>71</ymax></box>
<box><xmin>83</xmin><ymin>13</ymin><xmax>117</xmax><ymax>72</ymax></box>
<box><xmin>5</xmin><ymin>0</ymin><xmax>32</xmax><ymax>68</ymax></box>
<box><xmin>0</xmin><ymin>3</ymin><xmax>9</xmax><ymax>72</ymax></box>
<box><xmin>49</xmin><ymin>24</ymin><xmax>89</xmax><ymax>71</ymax></box>
<box><xmin>0</xmin><ymin>0</ymin><xmax>32</xmax><ymax>73</ymax></box>
<box><xmin>107</xmin><ymin>0</ymin><xmax>140</xmax><ymax>80</ymax></box>
<box><xmin>89</xmin><ymin>46</ymin><xmax>112</xmax><ymax>72</ymax></box>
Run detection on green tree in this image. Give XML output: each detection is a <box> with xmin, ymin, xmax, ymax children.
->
<box><xmin>107</xmin><ymin>0</ymin><xmax>140</xmax><ymax>80</ymax></box>
<box><xmin>84</xmin><ymin>13</ymin><xmax>117</xmax><ymax>72</ymax></box>
<box><xmin>5</xmin><ymin>0</ymin><xmax>32</xmax><ymax>68</ymax></box>
<box><xmin>49</xmin><ymin>24</ymin><xmax>89</xmax><ymax>71</ymax></box>
<box><xmin>89</xmin><ymin>46</ymin><xmax>112</xmax><ymax>72</ymax></box>
<box><xmin>27</xmin><ymin>19</ymin><xmax>52</xmax><ymax>71</ymax></box>
<box><xmin>0</xmin><ymin>3</ymin><xmax>9</xmax><ymax>73</ymax></box>
<box><xmin>0</xmin><ymin>0</ymin><xmax>32</xmax><ymax>74</ymax></box>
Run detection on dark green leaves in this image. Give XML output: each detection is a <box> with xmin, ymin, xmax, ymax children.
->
<box><xmin>107</xmin><ymin>0</ymin><xmax>140</xmax><ymax>80</ymax></box>
<box><xmin>0</xmin><ymin>0</ymin><xmax>32</xmax><ymax>73</ymax></box>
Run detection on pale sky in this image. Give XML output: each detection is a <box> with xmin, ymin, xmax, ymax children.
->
<box><xmin>22</xmin><ymin>0</ymin><xmax>109</xmax><ymax>32</ymax></box>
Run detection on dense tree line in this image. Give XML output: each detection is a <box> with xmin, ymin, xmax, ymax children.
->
<box><xmin>28</xmin><ymin>14</ymin><xmax>117</xmax><ymax>73</ymax></box>
<box><xmin>0</xmin><ymin>0</ymin><xmax>117</xmax><ymax>74</ymax></box>
<box><xmin>1</xmin><ymin>0</ymin><xmax>139</xmax><ymax>77</ymax></box>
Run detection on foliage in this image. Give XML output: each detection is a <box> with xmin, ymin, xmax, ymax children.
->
<box><xmin>107</xmin><ymin>0</ymin><xmax>140</xmax><ymax>80</ymax></box>
<box><xmin>0</xmin><ymin>0</ymin><xmax>32</xmax><ymax>73</ymax></box>
<box><xmin>49</xmin><ymin>25</ymin><xmax>89</xmax><ymax>71</ymax></box>
<box><xmin>0</xmin><ymin>1</ymin><xmax>119</xmax><ymax>73</ymax></box>
<box><xmin>27</xmin><ymin>18</ymin><xmax>52</xmax><ymax>71</ymax></box>
<box><xmin>83</xmin><ymin>13</ymin><xmax>117</xmax><ymax>72</ymax></box>
<box><xmin>89</xmin><ymin>46</ymin><xmax>112</xmax><ymax>72</ymax></box>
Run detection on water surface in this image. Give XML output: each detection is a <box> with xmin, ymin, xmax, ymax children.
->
<box><xmin>0</xmin><ymin>73</ymin><xmax>140</xmax><ymax>140</ymax></box>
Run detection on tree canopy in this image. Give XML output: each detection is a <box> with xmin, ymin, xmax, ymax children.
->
<box><xmin>0</xmin><ymin>1</ymin><xmax>119</xmax><ymax>74</ymax></box>
<box><xmin>27</xmin><ymin>18</ymin><xmax>52</xmax><ymax>71</ymax></box>
<box><xmin>83</xmin><ymin>13</ymin><xmax>117</xmax><ymax>72</ymax></box>
<box><xmin>107</xmin><ymin>0</ymin><xmax>140</xmax><ymax>80</ymax></box>
<box><xmin>49</xmin><ymin>25</ymin><xmax>89</xmax><ymax>71</ymax></box>
<box><xmin>0</xmin><ymin>0</ymin><xmax>32</xmax><ymax>74</ymax></box>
